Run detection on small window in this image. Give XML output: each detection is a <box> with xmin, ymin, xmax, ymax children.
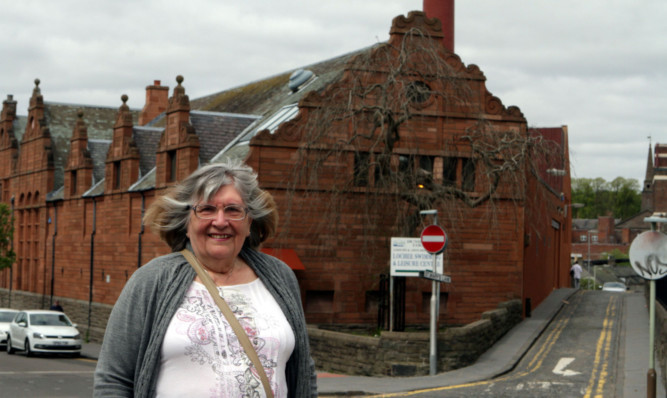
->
<box><xmin>113</xmin><ymin>161</ymin><xmax>121</xmax><ymax>189</ymax></box>
<box><xmin>442</xmin><ymin>157</ymin><xmax>457</xmax><ymax>186</ymax></box>
<box><xmin>461</xmin><ymin>158</ymin><xmax>475</xmax><ymax>192</ymax></box>
<box><xmin>580</xmin><ymin>235</ymin><xmax>588</xmax><ymax>243</ymax></box>
<box><xmin>70</xmin><ymin>170</ymin><xmax>77</xmax><ymax>196</ymax></box>
<box><xmin>353</xmin><ymin>152</ymin><xmax>370</xmax><ymax>187</ymax></box>
<box><xmin>419</xmin><ymin>156</ymin><xmax>434</xmax><ymax>174</ymax></box>
<box><xmin>374</xmin><ymin>154</ymin><xmax>391</xmax><ymax>188</ymax></box>
<box><xmin>305</xmin><ymin>290</ymin><xmax>334</xmax><ymax>313</ymax></box>
<box><xmin>167</xmin><ymin>150</ymin><xmax>177</xmax><ymax>182</ymax></box>
<box><xmin>591</xmin><ymin>234</ymin><xmax>598</xmax><ymax>243</ymax></box>
<box><xmin>407</xmin><ymin>81</ymin><xmax>432</xmax><ymax>104</ymax></box>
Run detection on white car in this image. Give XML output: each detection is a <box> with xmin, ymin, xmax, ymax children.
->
<box><xmin>601</xmin><ymin>281</ymin><xmax>628</xmax><ymax>292</ymax></box>
<box><xmin>0</xmin><ymin>308</ymin><xmax>19</xmax><ymax>347</ymax></box>
<box><xmin>6</xmin><ymin>310</ymin><xmax>82</xmax><ymax>357</ymax></box>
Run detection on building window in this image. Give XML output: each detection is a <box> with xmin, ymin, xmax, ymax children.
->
<box><xmin>419</xmin><ymin>156</ymin><xmax>434</xmax><ymax>174</ymax></box>
<box><xmin>70</xmin><ymin>170</ymin><xmax>77</xmax><ymax>196</ymax></box>
<box><xmin>580</xmin><ymin>235</ymin><xmax>588</xmax><ymax>243</ymax></box>
<box><xmin>462</xmin><ymin>158</ymin><xmax>476</xmax><ymax>192</ymax></box>
<box><xmin>305</xmin><ymin>290</ymin><xmax>334</xmax><ymax>313</ymax></box>
<box><xmin>374</xmin><ymin>154</ymin><xmax>391</xmax><ymax>188</ymax></box>
<box><xmin>113</xmin><ymin>161</ymin><xmax>121</xmax><ymax>189</ymax></box>
<box><xmin>442</xmin><ymin>157</ymin><xmax>457</xmax><ymax>186</ymax></box>
<box><xmin>591</xmin><ymin>234</ymin><xmax>598</xmax><ymax>243</ymax></box>
<box><xmin>353</xmin><ymin>152</ymin><xmax>370</xmax><ymax>187</ymax></box>
<box><xmin>167</xmin><ymin>150</ymin><xmax>177</xmax><ymax>182</ymax></box>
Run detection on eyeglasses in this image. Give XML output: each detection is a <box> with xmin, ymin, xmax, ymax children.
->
<box><xmin>190</xmin><ymin>204</ymin><xmax>248</xmax><ymax>221</ymax></box>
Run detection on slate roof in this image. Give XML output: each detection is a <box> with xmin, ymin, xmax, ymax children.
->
<box><xmin>190</xmin><ymin>111</ymin><xmax>260</xmax><ymax>164</ymax></box>
<box><xmin>88</xmin><ymin>139</ymin><xmax>111</xmax><ymax>184</ymax></box>
<box><xmin>191</xmin><ymin>46</ymin><xmax>372</xmax><ymax>120</ymax></box>
<box><xmin>40</xmin><ymin>102</ymin><xmax>140</xmax><ymax>190</ymax></box>
<box><xmin>132</xmin><ymin>126</ymin><xmax>163</xmax><ymax>177</ymax></box>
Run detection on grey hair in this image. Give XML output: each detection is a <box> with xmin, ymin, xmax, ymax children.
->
<box><xmin>143</xmin><ymin>158</ymin><xmax>278</xmax><ymax>251</ymax></box>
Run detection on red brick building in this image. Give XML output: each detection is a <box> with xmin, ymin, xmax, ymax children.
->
<box><xmin>0</xmin><ymin>7</ymin><xmax>572</xmax><ymax>336</ymax></box>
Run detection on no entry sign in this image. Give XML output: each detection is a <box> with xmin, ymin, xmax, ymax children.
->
<box><xmin>421</xmin><ymin>225</ymin><xmax>447</xmax><ymax>254</ymax></box>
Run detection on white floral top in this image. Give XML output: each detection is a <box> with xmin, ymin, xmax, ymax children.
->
<box><xmin>155</xmin><ymin>279</ymin><xmax>295</xmax><ymax>397</ymax></box>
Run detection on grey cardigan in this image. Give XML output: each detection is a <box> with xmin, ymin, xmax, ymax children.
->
<box><xmin>93</xmin><ymin>246</ymin><xmax>317</xmax><ymax>397</ymax></box>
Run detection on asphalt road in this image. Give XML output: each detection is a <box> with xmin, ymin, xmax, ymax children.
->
<box><xmin>0</xmin><ymin>290</ymin><xmax>635</xmax><ymax>397</ymax></box>
<box><xmin>0</xmin><ymin>350</ymin><xmax>96</xmax><ymax>397</ymax></box>
<box><xmin>364</xmin><ymin>290</ymin><xmax>624</xmax><ymax>397</ymax></box>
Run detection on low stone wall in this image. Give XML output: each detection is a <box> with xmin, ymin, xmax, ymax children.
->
<box><xmin>309</xmin><ymin>299</ymin><xmax>523</xmax><ymax>376</ymax></box>
<box><xmin>0</xmin><ymin>288</ymin><xmax>113</xmax><ymax>342</ymax></box>
<box><xmin>2</xmin><ymin>286</ymin><xmax>522</xmax><ymax>374</ymax></box>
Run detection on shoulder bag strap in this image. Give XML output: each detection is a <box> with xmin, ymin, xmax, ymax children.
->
<box><xmin>181</xmin><ymin>249</ymin><xmax>274</xmax><ymax>398</ymax></box>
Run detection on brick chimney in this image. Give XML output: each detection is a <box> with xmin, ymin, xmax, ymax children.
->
<box><xmin>138</xmin><ymin>80</ymin><xmax>169</xmax><ymax>126</ymax></box>
<box><xmin>423</xmin><ymin>0</ymin><xmax>454</xmax><ymax>52</ymax></box>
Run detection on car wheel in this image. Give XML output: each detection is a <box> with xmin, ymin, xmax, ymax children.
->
<box><xmin>7</xmin><ymin>336</ymin><xmax>15</xmax><ymax>355</ymax></box>
<box><xmin>24</xmin><ymin>338</ymin><xmax>33</xmax><ymax>357</ymax></box>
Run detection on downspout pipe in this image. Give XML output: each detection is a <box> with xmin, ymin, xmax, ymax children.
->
<box><xmin>137</xmin><ymin>191</ymin><xmax>145</xmax><ymax>268</ymax></box>
<box><xmin>50</xmin><ymin>204</ymin><xmax>57</xmax><ymax>307</ymax></box>
<box><xmin>88</xmin><ymin>197</ymin><xmax>97</xmax><ymax>339</ymax></box>
<box><xmin>9</xmin><ymin>196</ymin><xmax>14</xmax><ymax>308</ymax></box>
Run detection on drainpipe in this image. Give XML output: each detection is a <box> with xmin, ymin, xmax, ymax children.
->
<box><xmin>137</xmin><ymin>191</ymin><xmax>145</xmax><ymax>268</ymax></box>
<box><xmin>9</xmin><ymin>196</ymin><xmax>14</xmax><ymax>308</ymax></box>
<box><xmin>49</xmin><ymin>204</ymin><xmax>57</xmax><ymax>307</ymax></box>
<box><xmin>88</xmin><ymin>197</ymin><xmax>97</xmax><ymax>339</ymax></box>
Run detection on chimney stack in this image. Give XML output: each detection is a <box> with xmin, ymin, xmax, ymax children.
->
<box><xmin>423</xmin><ymin>0</ymin><xmax>454</xmax><ymax>52</ymax></box>
<box><xmin>138</xmin><ymin>80</ymin><xmax>169</xmax><ymax>126</ymax></box>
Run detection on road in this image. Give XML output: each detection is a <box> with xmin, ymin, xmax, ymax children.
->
<box><xmin>0</xmin><ymin>350</ymin><xmax>96</xmax><ymax>397</ymax></box>
<box><xmin>369</xmin><ymin>290</ymin><xmax>624</xmax><ymax>397</ymax></box>
<box><xmin>0</xmin><ymin>290</ymin><xmax>630</xmax><ymax>397</ymax></box>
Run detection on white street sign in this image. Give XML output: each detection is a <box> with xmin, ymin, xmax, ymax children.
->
<box><xmin>390</xmin><ymin>237</ymin><xmax>443</xmax><ymax>277</ymax></box>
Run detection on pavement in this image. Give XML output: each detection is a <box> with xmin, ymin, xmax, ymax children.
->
<box><xmin>81</xmin><ymin>288</ymin><xmax>666</xmax><ymax>397</ymax></box>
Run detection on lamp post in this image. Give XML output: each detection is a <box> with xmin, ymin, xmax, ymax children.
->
<box><xmin>587</xmin><ymin>230</ymin><xmax>591</xmax><ymax>288</ymax></box>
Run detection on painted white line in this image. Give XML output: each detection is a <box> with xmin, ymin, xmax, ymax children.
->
<box><xmin>553</xmin><ymin>357</ymin><xmax>581</xmax><ymax>376</ymax></box>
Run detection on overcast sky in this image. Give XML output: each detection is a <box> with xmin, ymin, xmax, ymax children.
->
<box><xmin>1</xmin><ymin>0</ymin><xmax>665</xmax><ymax>183</ymax></box>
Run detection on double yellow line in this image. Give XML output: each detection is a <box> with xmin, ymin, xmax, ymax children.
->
<box><xmin>365</xmin><ymin>295</ymin><xmax>578</xmax><ymax>397</ymax></box>
<box><xmin>583</xmin><ymin>296</ymin><xmax>617</xmax><ymax>398</ymax></box>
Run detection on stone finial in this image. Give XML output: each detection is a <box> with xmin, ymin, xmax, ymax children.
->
<box><xmin>34</xmin><ymin>78</ymin><xmax>40</xmax><ymax>88</ymax></box>
<box><xmin>176</xmin><ymin>75</ymin><xmax>184</xmax><ymax>86</ymax></box>
<box><xmin>77</xmin><ymin>109</ymin><xmax>84</xmax><ymax>119</ymax></box>
<box><xmin>121</xmin><ymin>94</ymin><xmax>128</xmax><ymax>104</ymax></box>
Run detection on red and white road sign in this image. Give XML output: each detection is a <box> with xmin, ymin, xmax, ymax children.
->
<box><xmin>421</xmin><ymin>225</ymin><xmax>447</xmax><ymax>254</ymax></box>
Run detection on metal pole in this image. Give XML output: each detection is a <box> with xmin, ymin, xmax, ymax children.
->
<box><xmin>429</xmin><ymin>253</ymin><xmax>437</xmax><ymax>375</ymax></box>
<box><xmin>587</xmin><ymin>230</ymin><xmax>591</xmax><ymax>287</ymax></box>
<box><xmin>389</xmin><ymin>276</ymin><xmax>394</xmax><ymax>332</ymax></box>
<box><xmin>648</xmin><ymin>279</ymin><xmax>656</xmax><ymax>398</ymax></box>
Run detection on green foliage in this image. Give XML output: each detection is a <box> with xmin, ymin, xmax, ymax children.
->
<box><xmin>0</xmin><ymin>203</ymin><xmax>15</xmax><ymax>270</ymax></box>
<box><xmin>571</xmin><ymin>177</ymin><xmax>641</xmax><ymax>219</ymax></box>
<box><xmin>603</xmin><ymin>248</ymin><xmax>629</xmax><ymax>260</ymax></box>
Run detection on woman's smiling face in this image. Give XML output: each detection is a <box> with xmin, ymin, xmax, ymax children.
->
<box><xmin>187</xmin><ymin>184</ymin><xmax>251</xmax><ymax>270</ymax></box>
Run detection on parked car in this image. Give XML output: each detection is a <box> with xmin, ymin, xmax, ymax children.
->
<box><xmin>6</xmin><ymin>310</ymin><xmax>81</xmax><ymax>357</ymax></box>
<box><xmin>602</xmin><ymin>281</ymin><xmax>628</xmax><ymax>292</ymax></box>
<box><xmin>0</xmin><ymin>308</ymin><xmax>19</xmax><ymax>347</ymax></box>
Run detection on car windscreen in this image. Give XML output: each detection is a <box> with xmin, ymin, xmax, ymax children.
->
<box><xmin>29</xmin><ymin>313</ymin><xmax>72</xmax><ymax>326</ymax></box>
<box><xmin>0</xmin><ymin>312</ymin><xmax>16</xmax><ymax>322</ymax></box>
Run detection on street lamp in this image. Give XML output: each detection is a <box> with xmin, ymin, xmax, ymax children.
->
<box><xmin>546</xmin><ymin>168</ymin><xmax>567</xmax><ymax>176</ymax></box>
<box><xmin>566</xmin><ymin>203</ymin><xmax>584</xmax><ymax>218</ymax></box>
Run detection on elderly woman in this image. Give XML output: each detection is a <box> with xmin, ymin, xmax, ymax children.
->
<box><xmin>94</xmin><ymin>160</ymin><xmax>316</xmax><ymax>398</ymax></box>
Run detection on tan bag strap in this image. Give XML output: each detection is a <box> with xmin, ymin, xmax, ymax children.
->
<box><xmin>181</xmin><ymin>249</ymin><xmax>274</xmax><ymax>398</ymax></box>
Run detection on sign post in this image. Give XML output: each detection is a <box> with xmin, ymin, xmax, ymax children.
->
<box><xmin>419</xmin><ymin>210</ymin><xmax>448</xmax><ymax>376</ymax></box>
<box><xmin>629</xmin><ymin>215</ymin><xmax>667</xmax><ymax>398</ymax></box>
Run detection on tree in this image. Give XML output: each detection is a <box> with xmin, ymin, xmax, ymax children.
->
<box><xmin>571</xmin><ymin>177</ymin><xmax>640</xmax><ymax>219</ymax></box>
<box><xmin>270</xmin><ymin>19</ymin><xmax>562</xmax><ymax>250</ymax></box>
<box><xmin>0</xmin><ymin>202</ymin><xmax>15</xmax><ymax>270</ymax></box>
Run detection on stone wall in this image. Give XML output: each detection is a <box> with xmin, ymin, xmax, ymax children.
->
<box><xmin>0</xmin><ymin>288</ymin><xmax>113</xmax><ymax>342</ymax></box>
<box><xmin>309</xmin><ymin>299</ymin><xmax>522</xmax><ymax>376</ymax></box>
